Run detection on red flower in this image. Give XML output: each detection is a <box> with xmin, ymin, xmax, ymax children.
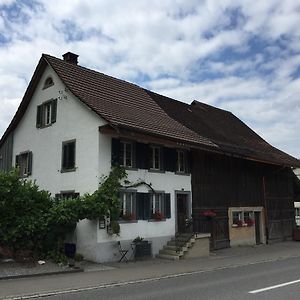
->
<box><xmin>245</xmin><ymin>219</ymin><xmax>255</xmax><ymax>226</ymax></box>
<box><xmin>201</xmin><ymin>210</ymin><xmax>216</xmax><ymax>217</ymax></box>
<box><xmin>152</xmin><ymin>211</ymin><xmax>164</xmax><ymax>220</ymax></box>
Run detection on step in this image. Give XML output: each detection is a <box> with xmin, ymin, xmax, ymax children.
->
<box><xmin>175</xmin><ymin>233</ymin><xmax>195</xmax><ymax>238</ymax></box>
<box><xmin>167</xmin><ymin>240</ymin><xmax>187</xmax><ymax>247</ymax></box>
<box><xmin>156</xmin><ymin>254</ymin><xmax>180</xmax><ymax>261</ymax></box>
<box><xmin>164</xmin><ymin>245</ymin><xmax>188</xmax><ymax>252</ymax></box>
<box><xmin>172</xmin><ymin>237</ymin><xmax>195</xmax><ymax>243</ymax></box>
<box><xmin>159</xmin><ymin>249</ymin><xmax>184</xmax><ymax>256</ymax></box>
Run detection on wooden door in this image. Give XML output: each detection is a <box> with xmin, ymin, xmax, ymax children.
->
<box><xmin>177</xmin><ymin>194</ymin><xmax>188</xmax><ymax>233</ymax></box>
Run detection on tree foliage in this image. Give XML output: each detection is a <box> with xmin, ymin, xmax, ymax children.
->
<box><xmin>0</xmin><ymin>166</ymin><xmax>126</xmax><ymax>257</ymax></box>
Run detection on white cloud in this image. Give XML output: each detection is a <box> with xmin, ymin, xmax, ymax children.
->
<box><xmin>0</xmin><ymin>0</ymin><xmax>300</xmax><ymax>159</ymax></box>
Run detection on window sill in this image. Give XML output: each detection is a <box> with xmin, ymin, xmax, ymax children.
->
<box><xmin>61</xmin><ymin>168</ymin><xmax>76</xmax><ymax>173</ymax></box>
<box><xmin>148</xmin><ymin>219</ymin><xmax>166</xmax><ymax>222</ymax></box>
<box><xmin>175</xmin><ymin>171</ymin><xmax>190</xmax><ymax>176</ymax></box>
<box><xmin>123</xmin><ymin>166</ymin><xmax>138</xmax><ymax>171</ymax></box>
<box><xmin>37</xmin><ymin>123</ymin><xmax>53</xmax><ymax>129</ymax></box>
<box><xmin>148</xmin><ymin>169</ymin><xmax>165</xmax><ymax>174</ymax></box>
<box><xmin>118</xmin><ymin>220</ymin><xmax>138</xmax><ymax>224</ymax></box>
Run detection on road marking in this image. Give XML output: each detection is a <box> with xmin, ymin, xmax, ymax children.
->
<box><xmin>2</xmin><ymin>256</ymin><xmax>300</xmax><ymax>300</ymax></box>
<box><xmin>249</xmin><ymin>279</ymin><xmax>300</xmax><ymax>294</ymax></box>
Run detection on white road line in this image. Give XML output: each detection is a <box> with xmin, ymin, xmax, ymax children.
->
<box><xmin>249</xmin><ymin>279</ymin><xmax>300</xmax><ymax>294</ymax></box>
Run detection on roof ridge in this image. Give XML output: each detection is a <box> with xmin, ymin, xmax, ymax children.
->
<box><xmin>42</xmin><ymin>53</ymin><xmax>148</xmax><ymax>94</ymax></box>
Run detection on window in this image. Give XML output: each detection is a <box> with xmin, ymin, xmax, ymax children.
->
<box><xmin>15</xmin><ymin>151</ymin><xmax>32</xmax><ymax>177</ymax></box>
<box><xmin>55</xmin><ymin>191</ymin><xmax>80</xmax><ymax>199</ymax></box>
<box><xmin>177</xmin><ymin>150</ymin><xmax>186</xmax><ymax>173</ymax></box>
<box><xmin>120</xmin><ymin>191</ymin><xmax>136</xmax><ymax>220</ymax></box>
<box><xmin>232</xmin><ymin>211</ymin><xmax>242</xmax><ymax>225</ymax></box>
<box><xmin>36</xmin><ymin>99</ymin><xmax>57</xmax><ymax>128</ymax></box>
<box><xmin>151</xmin><ymin>193</ymin><xmax>165</xmax><ymax>219</ymax></box>
<box><xmin>150</xmin><ymin>146</ymin><xmax>161</xmax><ymax>170</ymax></box>
<box><xmin>232</xmin><ymin>211</ymin><xmax>254</xmax><ymax>226</ymax></box>
<box><xmin>120</xmin><ymin>141</ymin><xmax>133</xmax><ymax>167</ymax></box>
<box><xmin>43</xmin><ymin>77</ymin><xmax>54</xmax><ymax>89</ymax></box>
<box><xmin>62</xmin><ymin>140</ymin><xmax>76</xmax><ymax>171</ymax></box>
<box><xmin>44</xmin><ymin>102</ymin><xmax>52</xmax><ymax>126</ymax></box>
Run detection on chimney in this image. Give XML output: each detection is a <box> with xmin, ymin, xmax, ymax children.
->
<box><xmin>62</xmin><ymin>52</ymin><xmax>79</xmax><ymax>65</ymax></box>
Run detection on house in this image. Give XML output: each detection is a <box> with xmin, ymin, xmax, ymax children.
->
<box><xmin>1</xmin><ymin>52</ymin><xmax>300</xmax><ymax>262</ymax></box>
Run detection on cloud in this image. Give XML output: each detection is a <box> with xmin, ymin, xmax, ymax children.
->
<box><xmin>0</xmin><ymin>0</ymin><xmax>300</xmax><ymax>158</ymax></box>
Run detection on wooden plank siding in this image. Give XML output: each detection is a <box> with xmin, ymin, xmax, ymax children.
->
<box><xmin>191</xmin><ymin>150</ymin><xmax>296</xmax><ymax>249</ymax></box>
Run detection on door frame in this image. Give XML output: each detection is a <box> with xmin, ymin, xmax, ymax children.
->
<box><xmin>175</xmin><ymin>191</ymin><xmax>192</xmax><ymax>233</ymax></box>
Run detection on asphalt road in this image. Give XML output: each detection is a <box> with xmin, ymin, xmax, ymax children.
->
<box><xmin>43</xmin><ymin>257</ymin><xmax>300</xmax><ymax>300</ymax></box>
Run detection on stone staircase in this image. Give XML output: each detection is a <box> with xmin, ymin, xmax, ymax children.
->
<box><xmin>157</xmin><ymin>233</ymin><xmax>196</xmax><ymax>260</ymax></box>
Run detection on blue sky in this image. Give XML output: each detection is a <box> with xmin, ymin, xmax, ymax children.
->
<box><xmin>0</xmin><ymin>0</ymin><xmax>300</xmax><ymax>157</ymax></box>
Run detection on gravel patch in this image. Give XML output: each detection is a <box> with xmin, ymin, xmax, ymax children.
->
<box><xmin>0</xmin><ymin>259</ymin><xmax>77</xmax><ymax>279</ymax></box>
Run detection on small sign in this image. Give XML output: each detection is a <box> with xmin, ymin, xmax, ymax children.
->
<box><xmin>99</xmin><ymin>217</ymin><xmax>106</xmax><ymax>229</ymax></box>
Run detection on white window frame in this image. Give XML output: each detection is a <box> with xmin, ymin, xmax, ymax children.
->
<box><xmin>120</xmin><ymin>141</ymin><xmax>133</xmax><ymax>167</ymax></box>
<box><xmin>120</xmin><ymin>191</ymin><xmax>136</xmax><ymax>219</ymax></box>
<box><xmin>151</xmin><ymin>193</ymin><xmax>165</xmax><ymax>215</ymax></box>
<box><xmin>44</xmin><ymin>102</ymin><xmax>52</xmax><ymax>126</ymax></box>
<box><xmin>177</xmin><ymin>150</ymin><xmax>186</xmax><ymax>173</ymax></box>
<box><xmin>150</xmin><ymin>145</ymin><xmax>161</xmax><ymax>170</ymax></box>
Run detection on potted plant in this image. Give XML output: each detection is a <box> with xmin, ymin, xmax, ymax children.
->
<box><xmin>152</xmin><ymin>211</ymin><xmax>164</xmax><ymax>221</ymax></box>
<box><xmin>201</xmin><ymin>210</ymin><xmax>216</xmax><ymax>220</ymax></box>
<box><xmin>245</xmin><ymin>219</ymin><xmax>255</xmax><ymax>227</ymax></box>
<box><xmin>121</xmin><ymin>212</ymin><xmax>136</xmax><ymax>221</ymax></box>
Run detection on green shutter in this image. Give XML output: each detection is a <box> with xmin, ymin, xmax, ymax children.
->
<box><xmin>51</xmin><ymin>99</ymin><xmax>57</xmax><ymax>123</ymax></box>
<box><xmin>164</xmin><ymin>147</ymin><xmax>176</xmax><ymax>172</ymax></box>
<box><xmin>159</xmin><ymin>146</ymin><xmax>164</xmax><ymax>171</ymax></box>
<box><xmin>136</xmin><ymin>193</ymin><xmax>151</xmax><ymax>220</ymax></box>
<box><xmin>27</xmin><ymin>151</ymin><xmax>33</xmax><ymax>175</ymax></box>
<box><xmin>165</xmin><ymin>193</ymin><xmax>171</xmax><ymax>218</ymax></box>
<box><xmin>111</xmin><ymin>138</ymin><xmax>120</xmax><ymax>166</ymax></box>
<box><xmin>36</xmin><ymin>105</ymin><xmax>42</xmax><ymax>128</ymax></box>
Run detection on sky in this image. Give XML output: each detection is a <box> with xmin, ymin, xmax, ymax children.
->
<box><xmin>0</xmin><ymin>0</ymin><xmax>300</xmax><ymax>158</ymax></box>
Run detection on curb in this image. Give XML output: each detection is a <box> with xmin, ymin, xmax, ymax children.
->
<box><xmin>2</xmin><ymin>254</ymin><xmax>300</xmax><ymax>299</ymax></box>
<box><xmin>0</xmin><ymin>267</ymin><xmax>83</xmax><ymax>281</ymax></box>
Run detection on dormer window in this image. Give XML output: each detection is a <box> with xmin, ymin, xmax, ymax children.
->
<box><xmin>43</xmin><ymin>77</ymin><xmax>54</xmax><ymax>89</ymax></box>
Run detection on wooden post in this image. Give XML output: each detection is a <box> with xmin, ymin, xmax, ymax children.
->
<box><xmin>263</xmin><ymin>176</ymin><xmax>269</xmax><ymax>244</ymax></box>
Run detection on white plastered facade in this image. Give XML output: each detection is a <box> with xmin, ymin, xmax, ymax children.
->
<box><xmin>12</xmin><ymin>65</ymin><xmax>192</xmax><ymax>262</ymax></box>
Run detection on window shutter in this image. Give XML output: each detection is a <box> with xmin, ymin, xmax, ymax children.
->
<box><xmin>36</xmin><ymin>105</ymin><xmax>42</xmax><ymax>128</ymax></box>
<box><xmin>132</xmin><ymin>142</ymin><xmax>136</xmax><ymax>168</ymax></box>
<box><xmin>185</xmin><ymin>151</ymin><xmax>191</xmax><ymax>174</ymax></box>
<box><xmin>165</xmin><ymin>193</ymin><xmax>171</xmax><ymax>218</ymax></box>
<box><xmin>51</xmin><ymin>99</ymin><xmax>57</xmax><ymax>123</ymax></box>
<box><xmin>148</xmin><ymin>145</ymin><xmax>153</xmax><ymax>169</ymax></box>
<box><xmin>164</xmin><ymin>147</ymin><xmax>176</xmax><ymax>172</ymax></box>
<box><xmin>111</xmin><ymin>138</ymin><xmax>120</xmax><ymax>166</ymax></box>
<box><xmin>132</xmin><ymin>192</ymin><xmax>137</xmax><ymax>218</ymax></box>
<box><xmin>136</xmin><ymin>193</ymin><xmax>151</xmax><ymax>220</ymax></box>
<box><xmin>159</xmin><ymin>147</ymin><xmax>164</xmax><ymax>171</ymax></box>
<box><xmin>136</xmin><ymin>142</ymin><xmax>148</xmax><ymax>169</ymax></box>
<box><xmin>27</xmin><ymin>151</ymin><xmax>33</xmax><ymax>175</ymax></box>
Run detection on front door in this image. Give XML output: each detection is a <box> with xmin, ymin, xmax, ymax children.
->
<box><xmin>177</xmin><ymin>193</ymin><xmax>189</xmax><ymax>233</ymax></box>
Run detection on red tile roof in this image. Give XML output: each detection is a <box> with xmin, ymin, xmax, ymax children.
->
<box><xmin>44</xmin><ymin>54</ymin><xmax>214</xmax><ymax>148</ymax></box>
<box><xmin>146</xmin><ymin>90</ymin><xmax>300</xmax><ymax>167</ymax></box>
<box><xmin>1</xmin><ymin>53</ymin><xmax>300</xmax><ymax>168</ymax></box>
